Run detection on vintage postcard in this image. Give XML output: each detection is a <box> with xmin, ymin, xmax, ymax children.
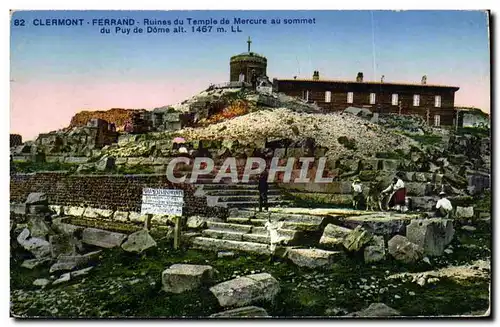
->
<box><xmin>9</xmin><ymin>10</ymin><xmax>491</xmax><ymax>318</ymax></box>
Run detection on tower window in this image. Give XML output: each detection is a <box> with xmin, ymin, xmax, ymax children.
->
<box><xmin>370</xmin><ymin>93</ymin><xmax>376</xmax><ymax>104</ymax></box>
<box><xmin>435</xmin><ymin>95</ymin><xmax>442</xmax><ymax>108</ymax></box>
<box><xmin>391</xmin><ymin>94</ymin><xmax>398</xmax><ymax>105</ymax></box>
<box><xmin>413</xmin><ymin>94</ymin><xmax>420</xmax><ymax>107</ymax></box>
<box><xmin>325</xmin><ymin>91</ymin><xmax>331</xmax><ymax>103</ymax></box>
<box><xmin>347</xmin><ymin>92</ymin><xmax>354</xmax><ymax>104</ymax></box>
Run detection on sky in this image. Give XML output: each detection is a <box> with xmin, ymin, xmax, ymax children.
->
<box><xmin>10</xmin><ymin>10</ymin><xmax>490</xmax><ymax>141</ymax></box>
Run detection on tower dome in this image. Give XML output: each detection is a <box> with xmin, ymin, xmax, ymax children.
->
<box><xmin>230</xmin><ymin>37</ymin><xmax>267</xmax><ymax>83</ymax></box>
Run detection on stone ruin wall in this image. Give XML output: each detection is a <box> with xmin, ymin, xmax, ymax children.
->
<box><xmin>10</xmin><ymin>172</ymin><xmax>226</xmax><ymax>218</ymax></box>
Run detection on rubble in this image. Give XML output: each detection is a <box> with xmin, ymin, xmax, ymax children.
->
<box><xmin>342</xmin><ymin>226</ymin><xmax>373</xmax><ymax>252</ymax></box>
<box><xmin>161</xmin><ymin>264</ymin><xmax>215</xmax><ymax>294</ymax></box>
<box><xmin>121</xmin><ymin>230</ymin><xmax>157</xmax><ymax>253</ymax></box>
<box><xmin>406</xmin><ymin>218</ymin><xmax>454</xmax><ymax>256</ymax></box>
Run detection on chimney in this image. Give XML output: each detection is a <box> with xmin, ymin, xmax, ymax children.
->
<box><xmin>312</xmin><ymin>70</ymin><xmax>319</xmax><ymax>81</ymax></box>
<box><xmin>356</xmin><ymin>72</ymin><xmax>364</xmax><ymax>82</ymax></box>
<box><xmin>421</xmin><ymin>75</ymin><xmax>427</xmax><ymax>85</ymax></box>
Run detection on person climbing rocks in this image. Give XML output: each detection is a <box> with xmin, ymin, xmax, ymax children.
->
<box><xmin>435</xmin><ymin>191</ymin><xmax>453</xmax><ymax>218</ymax></box>
<box><xmin>258</xmin><ymin>170</ymin><xmax>269</xmax><ymax>212</ymax></box>
<box><xmin>381</xmin><ymin>175</ymin><xmax>407</xmax><ymax>212</ymax></box>
<box><xmin>351</xmin><ymin>178</ymin><xmax>364</xmax><ymax>209</ymax></box>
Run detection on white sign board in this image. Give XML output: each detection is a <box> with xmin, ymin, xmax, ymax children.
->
<box><xmin>140</xmin><ymin>188</ymin><xmax>184</xmax><ymax>216</ymax></box>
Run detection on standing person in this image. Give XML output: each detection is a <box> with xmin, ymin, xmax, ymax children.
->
<box><xmin>381</xmin><ymin>175</ymin><xmax>407</xmax><ymax>212</ymax></box>
<box><xmin>258</xmin><ymin>170</ymin><xmax>269</xmax><ymax>212</ymax></box>
<box><xmin>435</xmin><ymin>191</ymin><xmax>453</xmax><ymax>218</ymax></box>
<box><xmin>351</xmin><ymin>178</ymin><xmax>364</xmax><ymax>209</ymax></box>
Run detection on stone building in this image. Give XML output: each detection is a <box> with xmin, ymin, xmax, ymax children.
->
<box><xmin>273</xmin><ymin>72</ymin><xmax>460</xmax><ymax>126</ymax></box>
<box><xmin>229</xmin><ymin>37</ymin><xmax>267</xmax><ymax>85</ymax></box>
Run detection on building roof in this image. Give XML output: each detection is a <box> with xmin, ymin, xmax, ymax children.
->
<box><xmin>274</xmin><ymin>78</ymin><xmax>459</xmax><ymax>90</ymax></box>
<box><xmin>231</xmin><ymin>51</ymin><xmax>267</xmax><ymax>59</ymax></box>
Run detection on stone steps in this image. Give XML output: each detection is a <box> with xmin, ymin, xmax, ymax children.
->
<box><xmin>192</xmin><ymin>237</ymin><xmax>272</xmax><ymax>255</ymax></box>
<box><xmin>203</xmin><ymin>189</ymin><xmax>282</xmax><ymax>196</ymax></box>
<box><xmin>223</xmin><ymin>200</ymin><xmax>291</xmax><ymax>209</ymax></box>
<box><xmin>216</xmin><ymin>195</ymin><xmax>283</xmax><ymax>202</ymax></box>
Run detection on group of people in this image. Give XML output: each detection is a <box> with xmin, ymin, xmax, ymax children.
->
<box><xmin>351</xmin><ymin>174</ymin><xmax>453</xmax><ymax>217</ymax></box>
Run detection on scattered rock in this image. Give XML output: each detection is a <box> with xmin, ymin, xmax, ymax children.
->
<box><xmin>286</xmin><ymin>248</ymin><xmax>342</xmax><ymax>268</ymax></box>
<box><xmin>52</xmin><ymin>272</ymin><xmax>71</xmax><ymax>285</ymax></box>
<box><xmin>364</xmin><ymin>235</ymin><xmax>386</xmax><ymax>263</ymax></box>
<box><xmin>27</xmin><ymin>216</ymin><xmax>53</xmax><ymax>239</ymax></box>
<box><xmin>49</xmin><ymin>250</ymin><xmax>102</xmax><ymax>273</ymax></box>
<box><xmin>406</xmin><ymin>218</ymin><xmax>454</xmax><ymax>256</ymax></box>
<box><xmin>17</xmin><ymin>228</ymin><xmax>52</xmax><ymax>259</ymax></box>
<box><xmin>21</xmin><ymin>258</ymin><xmax>51</xmax><ymax>269</ymax></box>
<box><xmin>209</xmin><ymin>306</ymin><xmax>270</xmax><ymax>318</ymax></box>
<box><xmin>347</xmin><ymin>303</ymin><xmax>401</xmax><ymax>317</ymax></box>
<box><xmin>343</xmin><ymin>226</ymin><xmax>373</xmax><ymax>252</ymax></box>
<box><xmin>49</xmin><ymin>234</ymin><xmax>77</xmax><ymax>258</ymax></box>
<box><xmin>70</xmin><ymin>267</ymin><xmax>93</xmax><ymax>278</ymax></box>
<box><xmin>121</xmin><ymin>230</ymin><xmax>157</xmax><ymax>253</ymax></box>
<box><xmin>217</xmin><ymin>251</ymin><xmax>235</xmax><ymax>258</ymax></box>
<box><xmin>162</xmin><ymin>264</ymin><xmax>215</xmax><ymax>294</ymax></box>
<box><xmin>409</xmin><ymin>291</ymin><xmax>416</xmax><ymax>296</ymax></box>
<box><xmin>33</xmin><ymin>278</ymin><xmax>51</xmax><ymax>288</ymax></box>
<box><xmin>209</xmin><ymin>273</ymin><xmax>280</xmax><ymax>307</ymax></box>
<box><xmin>444</xmin><ymin>248</ymin><xmax>453</xmax><ymax>255</ymax></box>
<box><xmin>422</xmin><ymin>257</ymin><xmax>431</xmax><ymax>265</ymax></box>
<box><xmin>388</xmin><ymin>235</ymin><xmax>424</xmax><ymax>263</ymax></box>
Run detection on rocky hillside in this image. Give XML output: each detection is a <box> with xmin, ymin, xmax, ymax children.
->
<box><xmin>68</xmin><ymin>108</ymin><xmax>146</xmax><ymax>130</ymax></box>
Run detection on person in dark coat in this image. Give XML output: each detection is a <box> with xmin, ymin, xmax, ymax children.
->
<box><xmin>258</xmin><ymin>170</ymin><xmax>269</xmax><ymax>212</ymax></box>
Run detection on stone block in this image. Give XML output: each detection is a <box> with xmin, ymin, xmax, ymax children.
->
<box><xmin>406</xmin><ymin>218</ymin><xmax>454</xmax><ymax>256</ymax></box>
<box><xmin>209</xmin><ymin>273</ymin><xmax>280</xmax><ymax>307</ymax></box>
<box><xmin>364</xmin><ymin>235</ymin><xmax>386</xmax><ymax>263</ymax></box>
<box><xmin>129</xmin><ymin>212</ymin><xmax>147</xmax><ymax>223</ymax></box>
<box><xmin>82</xmin><ymin>228</ymin><xmax>127</xmax><ymax>249</ymax></box>
<box><xmin>319</xmin><ymin>224</ymin><xmax>352</xmax><ymax>248</ymax></box>
<box><xmin>113</xmin><ymin>211</ymin><xmax>129</xmax><ymax>222</ymax></box>
<box><xmin>10</xmin><ymin>203</ymin><xmax>27</xmax><ymax>215</ymax></box>
<box><xmin>343</xmin><ymin>226</ymin><xmax>373</xmax><ymax>252</ymax></box>
<box><xmin>121</xmin><ymin>230</ymin><xmax>157</xmax><ymax>253</ymax></box>
<box><xmin>287</xmin><ymin>248</ymin><xmax>342</xmax><ymax>268</ymax></box>
<box><xmin>65</xmin><ymin>206</ymin><xmax>85</xmax><ymax>217</ymax></box>
<box><xmin>162</xmin><ymin>264</ymin><xmax>214</xmax><ymax>294</ymax></box>
<box><xmin>455</xmin><ymin>206</ymin><xmax>474</xmax><ymax>219</ymax></box>
<box><xmin>49</xmin><ymin>205</ymin><xmax>63</xmax><ymax>216</ymax></box>
<box><xmin>83</xmin><ymin>207</ymin><xmax>114</xmax><ymax>219</ymax></box>
<box><xmin>388</xmin><ymin>235</ymin><xmax>423</xmax><ymax>263</ymax></box>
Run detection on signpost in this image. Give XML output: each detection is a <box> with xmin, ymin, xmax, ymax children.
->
<box><xmin>140</xmin><ymin>188</ymin><xmax>184</xmax><ymax>249</ymax></box>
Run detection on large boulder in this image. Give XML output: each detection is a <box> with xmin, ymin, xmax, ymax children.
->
<box><xmin>406</xmin><ymin>219</ymin><xmax>454</xmax><ymax>256</ymax></box>
<box><xmin>209</xmin><ymin>273</ymin><xmax>280</xmax><ymax>307</ymax></box>
<box><xmin>81</xmin><ymin>228</ymin><xmax>127</xmax><ymax>248</ymax></box>
<box><xmin>161</xmin><ymin>264</ymin><xmax>215</xmax><ymax>294</ymax></box>
<box><xmin>364</xmin><ymin>235</ymin><xmax>386</xmax><ymax>263</ymax></box>
<box><xmin>388</xmin><ymin>235</ymin><xmax>423</xmax><ymax>263</ymax></box>
<box><xmin>347</xmin><ymin>303</ymin><xmax>401</xmax><ymax>317</ymax></box>
<box><xmin>25</xmin><ymin>193</ymin><xmax>48</xmax><ymax>205</ymax></box>
<box><xmin>121</xmin><ymin>230</ymin><xmax>157</xmax><ymax>253</ymax></box>
<box><xmin>286</xmin><ymin>248</ymin><xmax>342</xmax><ymax>268</ymax></box>
<box><xmin>342</xmin><ymin>226</ymin><xmax>373</xmax><ymax>252</ymax></box>
<box><xmin>16</xmin><ymin>228</ymin><xmax>51</xmax><ymax>259</ymax></box>
<box><xmin>209</xmin><ymin>306</ymin><xmax>270</xmax><ymax>318</ymax></box>
<box><xmin>319</xmin><ymin>224</ymin><xmax>352</xmax><ymax>248</ymax></box>
<box><xmin>342</xmin><ymin>213</ymin><xmax>414</xmax><ymax>236</ymax></box>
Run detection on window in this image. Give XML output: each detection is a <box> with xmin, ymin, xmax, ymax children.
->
<box><xmin>325</xmin><ymin>91</ymin><xmax>332</xmax><ymax>103</ymax></box>
<box><xmin>435</xmin><ymin>95</ymin><xmax>442</xmax><ymax>108</ymax></box>
<box><xmin>303</xmin><ymin>90</ymin><xmax>309</xmax><ymax>102</ymax></box>
<box><xmin>370</xmin><ymin>93</ymin><xmax>376</xmax><ymax>104</ymax></box>
<box><xmin>434</xmin><ymin>114</ymin><xmax>441</xmax><ymax>127</ymax></box>
<box><xmin>347</xmin><ymin>92</ymin><xmax>354</xmax><ymax>104</ymax></box>
<box><xmin>391</xmin><ymin>94</ymin><xmax>398</xmax><ymax>106</ymax></box>
<box><xmin>413</xmin><ymin>94</ymin><xmax>420</xmax><ymax>107</ymax></box>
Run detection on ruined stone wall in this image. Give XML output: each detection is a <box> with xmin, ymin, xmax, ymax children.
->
<box><xmin>10</xmin><ymin>172</ymin><xmax>224</xmax><ymax>217</ymax></box>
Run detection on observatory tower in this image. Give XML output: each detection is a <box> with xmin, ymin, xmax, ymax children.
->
<box><xmin>229</xmin><ymin>37</ymin><xmax>267</xmax><ymax>83</ymax></box>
